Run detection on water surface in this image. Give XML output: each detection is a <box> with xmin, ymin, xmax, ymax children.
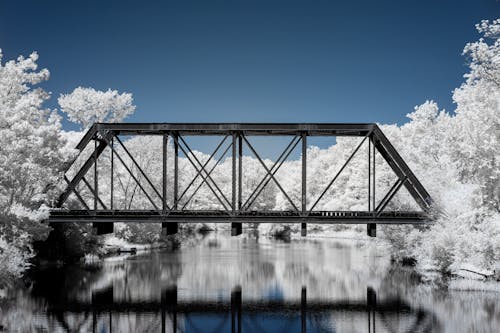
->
<box><xmin>1</xmin><ymin>233</ymin><xmax>499</xmax><ymax>332</ymax></box>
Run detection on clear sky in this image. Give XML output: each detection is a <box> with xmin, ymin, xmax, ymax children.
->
<box><xmin>0</xmin><ymin>0</ymin><xmax>498</xmax><ymax>156</ymax></box>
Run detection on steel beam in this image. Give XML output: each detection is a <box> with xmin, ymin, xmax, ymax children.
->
<box><xmin>302</xmin><ymin>132</ymin><xmax>307</xmax><ymax>236</ymax></box>
<box><xmin>372</xmin><ymin>137</ymin><xmax>376</xmax><ymax>212</ymax></box>
<box><xmin>232</xmin><ymin>133</ymin><xmax>237</xmax><ymax>212</ymax></box>
<box><xmin>48</xmin><ymin>210</ymin><xmax>429</xmax><ymax>224</ymax></box>
<box><xmin>114</xmin><ymin>135</ymin><xmax>165</xmax><ymax>207</ymax></box>
<box><xmin>177</xmin><ymin>136</ymin><xmax>231</xmax><ymax>211</ymax></box>
<box><xmin>162</xmin><ymin>134</ymin><xmax>167</xmax><ymax>213</ymax></box>
<box><xmin>242</xmin><ymin>136</ymin><xmax>300</xmax><ymax>210</ymax></box>
<box><xmin>57</xmin><ymin>130</ymin><xmax>113</xmax><ymax>207</ymax></box>
<box><xmin>93</xmin><ymin>123</ymin><xmax>375</xmax><ymax>137</ymax></box>
<box><xmin>368</xmin><ymin>137</ymin><xmax>371</xmax><ymax>211</ymax></box>
<box><xmin>302</xmin><ymin>132</ymin><xmax>307</xmax><ymax>214</ymax></box>
<box><xmin>242</xmin><ymin>136</ymin><xmax>299</xmax><ymax>212</ymax></box>
<box><xmin>180</xmin><ymin>143</ymin><xmax>232</xmax><ymax>210</ymax></box>
<box><xmin>238</xmin><ymin>134</ymin><xmax>242</xmax><ymax>210</ymax></box>
<box><xmin>99</xmin><ymin>133</ymin><xmax>159</xmax><ymax>210</ymax></box>
<box><xmin>110</xmin><ymin>136</ymin><xmax>114</xmax><ymax>210</ymax></box>
<box><xmin>173</xmin><ymin>133</ymin><xmax>179</xmax><ymax>210</ymax></box>
<box><xmin>94</xmin><ymin>138</ymin><xmax>98</xmax><ymax>212</ymax></box>
<box><xmin>372</xmin><ymin>126</ymin><xmax>432</xmax><ymax>211</ymax></box>
<box><xmin>82</xmin><ymin>177</ymin><xmax>107</xmax><ymax>210</ymax></box>
<box><xmin>308</xmin><ymin>134</ymin><xmax>370</xmax><ymax>213</ymax></box>
<box><xmin>176</xmin><ymin>136</ymin><xmax>229</xmax><ymax>209</ymax></box>
<box><xmin>63</xmin><ymin>176</ymin><xmax>90</xmax><ymax>210</ymax></box>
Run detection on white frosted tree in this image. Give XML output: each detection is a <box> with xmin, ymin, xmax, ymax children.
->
<box><xmin>0</xmin><ymin>50</ymin><xmax>72</xmax><ymax>221</ymax></box>
<box><xmin>451</xmin><ymin>19</ymin><xmax>500</xmax><ymax>211</ymax></box>
<box><xmin>58</xmin><ymin>87</ymin><xmax>136</xmax><ymax>129</ymax></box>
<box><xmin>0</xmin><ymin>50</ymin><xmax>73</xmax><ymax>279</ymax></box>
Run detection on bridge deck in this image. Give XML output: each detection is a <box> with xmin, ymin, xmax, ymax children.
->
<box><xmin>48</xmin><ymin>209</ymin><xmax>428</xmax><ymax>224</ymax></box>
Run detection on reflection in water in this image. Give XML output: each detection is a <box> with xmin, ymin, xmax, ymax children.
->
<box><xmin>1</xmin><ymin>234</ymin><xmax>499</xmax><ymax>332</ymax></box>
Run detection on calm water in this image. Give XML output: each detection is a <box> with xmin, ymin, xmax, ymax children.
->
<box><xmin>1</xmin><ymin>233</ymin><xmax>499</xmax><ymax>332</ymax></box>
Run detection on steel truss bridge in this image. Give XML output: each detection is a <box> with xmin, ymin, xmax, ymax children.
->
<box><xmin>49</xmin><ymin>123</ymin><xmax>433</xmax><ymax>236</ymax></box>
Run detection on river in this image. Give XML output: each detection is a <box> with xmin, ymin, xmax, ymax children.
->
<box><xmin>0</xmin><ymin>232</ymin><xmax>499</xmax><ymax>332</ymax></box>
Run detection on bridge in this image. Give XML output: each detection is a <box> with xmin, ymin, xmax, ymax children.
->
<box><xmin>49</xmin><ymin>123</ymin><xmax>433</xmax><ymax>237</ymax></box>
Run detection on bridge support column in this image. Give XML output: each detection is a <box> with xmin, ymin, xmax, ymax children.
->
<box><xmin>231</xmin><ymin>222</ymin><xmax>242</xmax><ymax>236</ymax></box>
<box><xmin>301</xmin><ymin>222</ymin><xmax>307</xmax><ymax>237</ymax></box>
<box><xmin>93</xmin><ymin>222</ymin><xmax>113</xmax><ymax>235</ymax></box>
<box><xmin>162</xmin><ymin>222</ymin><xmax>178</xmax><ymax>236</ymax></box>
<box><xmin>367</xmin><ymin>223</ymin><xmax>376</xmax><ymax>237</ymax></box>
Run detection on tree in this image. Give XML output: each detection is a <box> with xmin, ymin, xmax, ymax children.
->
<box><xmin>0</xmin><ymin>50</ymin><xmax>73</xmax><ymax>280</ymax></box>
<box><xmin>451</xmin><ymin>19</ymin><xmax>500</xmax><ymax>212</ymax></box>
<box><xmin>58</xmin><ymin>87</ymin><xmax>136</xmax><ymax>129</ymax></box>
<box><xmin>0</xmin><ymin>50</ymin><xmax>72</xmax><ymax>222</ymax></box>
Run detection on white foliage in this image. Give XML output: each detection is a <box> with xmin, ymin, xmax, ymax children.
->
<box><xmin>0</xmin><ymin>49</ymin><xmax>72</xmax><ymax>219</ymax></box>
<box><xmin>0</xmin><ymin>237</ymin><xmax>33</xmax><ymax>280</ymax></box>
<box><xmin>58</xmin><ymin>87</ymin><xmax>136</xmax><ymax>129</ymax></box>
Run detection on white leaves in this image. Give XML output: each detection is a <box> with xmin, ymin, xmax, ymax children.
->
<box><xmin>476</xmin><ymin>19</ymin><xmax>500</xmax><ymax>38</ymax></box>
<box><xmin>0</xmin><ymin>50</ymin><xmax>69</xmax><ymax>219</ymax></box>
<box><xmin>462</xmin><ymin>19</ymin><xmax>500</xmax><ymax>86</ymax></box>
<box><xmin>58</xmin><ymin>87</ymin><xmax>136</xmax><ymax>129</ymax></box>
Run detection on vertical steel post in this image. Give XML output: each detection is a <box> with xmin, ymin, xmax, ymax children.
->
<box><xmin>94</xmin><ymin>137</ymin><xmax>98</xmax><ymax>212</ymax></box>
<box><xmin>302</xmin><ymin>132</ymin><xmax>307</xmax><ymax>213</ymax></box>
<box><xmin>238</xmin><ymin>133</ymin><xmax>242</xmax><ymax>211</ymax></box>
<box><xmin>372</xmin><ymin>137</ymin><xmax>376</xmax><ymax>212</ymax></box>
<box><xmin>368</xmin><ymin>138</ymin><xmax>371</xmax><ymax>211</ymax></box>
<box><xmin>173</xmin><ymin>133</ymin><xmax>179</xmax><ymax>210</ymax></box>
<box><xmin>110</xmin><ymin>136</ymin><xmax>114</xmax><ymax>210</ymax></box>
<box><xmin>232</xmin><ymin>132</ymin><xmax>236</xmax><ymax>212</ymax></box>
<box><xmin>162</xmin><ymin>134</ymin><xmax>167</xmax><ymax>213</ymax></box>
<box><xmin>368</xmin><ymin>135</ymin><xmax>377</xmax><ymax>237</ymax></box>
<box><xmin>301</xmin><ymin>132</ymin><xmax>307</xmax><ymax>236</ymax></box>
<box><xmin>231</xmin><ymin>132</ymin><xmax>242</xmax><ymax>235</ymax></box>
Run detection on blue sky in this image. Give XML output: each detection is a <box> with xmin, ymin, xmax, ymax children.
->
<box><xmin>1</xmin><ymin>0</ymin><xmax>497</xmax><ymax>156</ymax></box>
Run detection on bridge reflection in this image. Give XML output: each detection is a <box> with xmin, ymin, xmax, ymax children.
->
<box><xmin>44</xmin><ymin>286</ymin><xmax>436</xmax><ymax>333</ymax></box>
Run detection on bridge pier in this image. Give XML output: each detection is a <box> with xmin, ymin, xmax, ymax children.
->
<box><xmin>301</xmin><ymin>222</ymin><xmax>307</xmax><ymax>237</ymax></box>
<box><xmin>162</xmin><ymin>222</ymin><xmax>179</xmax><ymax>236</ymax></box>
<box><xmin>93</xmin><ymin>222</ymin><xmax>113</xmax><ymax>235</ymax></box>
<box><xmin>367</xmin><ymin>223</ymin><xmax>376</xmax><ymax>237</ymax></box>
<box><xmin>231</xmin><ymin>222</ymin><xmax>242</xmax><ymax>236</ymax></box>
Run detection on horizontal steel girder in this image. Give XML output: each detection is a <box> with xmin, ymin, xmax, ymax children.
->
<box><xmin>47</xmin><ymin>210</ymin><xmax>429</xmax><ymax>224</ymax></box>
<box><xmin>92</xmin><ymin>122</ymin><xmax>375</xmax><ymax>136</ymax></box>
